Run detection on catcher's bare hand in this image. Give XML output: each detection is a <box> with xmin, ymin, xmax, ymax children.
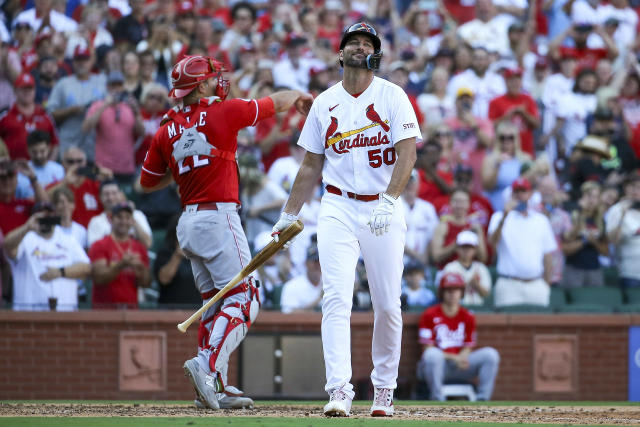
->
<box><xmin>294</xmin><ymin>92</ymin><xmax>313</xmax><ymax>116</ymax></box>
<box><xmin>368</xmin><ymin>193</ymin><xmax>396</xmax><ymax>236</ymax></box>
<box><xmin>271</xmin><ymin>212</ymin><xmax>298</xmax><ymax>249</ymax></box>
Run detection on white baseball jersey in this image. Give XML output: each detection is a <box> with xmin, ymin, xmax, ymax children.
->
<box><xmin>298</xmin><ymin>77</ymin><xmax>421</xmax><ymax>194</ymax></box>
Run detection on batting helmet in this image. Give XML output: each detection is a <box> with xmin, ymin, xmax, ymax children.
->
<box><xmin>438</xmin><ymin>272</ymin><xmax>466</xmax><ymax>300</ymax></box>
<box><xmin>168</xmin><ymin>55</ymin><xmax>229</xmax><ymax>99</ymax></box>
<box><xmin>339</xmin><ymin>22</ymin><xmax>382</xmax><ymax>69</ymax></box>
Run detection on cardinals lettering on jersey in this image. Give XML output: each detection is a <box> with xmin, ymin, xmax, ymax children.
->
<box><xmin>324</xmin><ymin>103</ymin><xmax>390</xmax><ymax>153</ymax></box>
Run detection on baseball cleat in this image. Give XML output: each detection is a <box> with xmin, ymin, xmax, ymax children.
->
<box><xmin>194</xmin><ymin>386</ymin><xmax>254</xmax><ymax>410</ymax></box>
<box><xmin>323</xmin><ymin>388</ymin><xmax>352</xmax><ymax>417</ymax></box>
<box><xmin>370</xmin><ymin>387</ymin><xmax>394</xmax><ymax>417</ymax></box>
<box><xmin>183</xmin><ymin>357</ymin><xmax>221</xmax><ymax>410</ymax></box>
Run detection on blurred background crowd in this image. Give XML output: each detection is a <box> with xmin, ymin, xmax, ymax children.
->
<box><xmin>1</xmin><ymin>0</ymin><xmax>640</xmax><ymax>313</ymax></box>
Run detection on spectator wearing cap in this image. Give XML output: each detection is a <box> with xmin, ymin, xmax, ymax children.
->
<box><xmin>113</xmin><ymin>0</ymin><xmax>150</xmax><ymax>49</ymax></box>
<box><xmin>417</xmin><ymin>67</ymin><xmax>455</xmax><ymax>128</ymax></box>
<box><xmin>488</xmin><ymin>177</ymin><xmax>557</xmax><ymax>307</ymax></box>
<box><xmin>47</xmin><ymin>45</ymin><xmax>106</xmax><ymax>162</ymax></box>
<box><xmin>0</xmin><ymin>72</ymin><xmax>59</xmax><ymax>161</ymax></box>
<box><xmin>549</xmin><ymin>23</ymin><xmax>617</xmax><ymax>71</ymax></box>
<box><xmin>153</xmin><ymin>213</ymin><xmax>200</xmax><ymax>308</ymax></box>
<box><xmin>589</xmin><ymin>107</ymin><xmax>638</xmax><ymax>175</ymax></box>
<box><xmin>440</xmin><ymin>230</ymin><xmax>492</xmax><ymax>306</ymax></box>
<box><xmin>417</xmin><ymin>272</ymin><xmax>500</xmax><ymax>401</ymax></box>
<box><xmin>134</xmin><ymin>83</ymin><xmax>169</xmax><ymax>167</ymax></box>
<box><xmin>13</xmin><ymin>0</ymin><xmax>78</xmax><ymax>34</ymax></box>
<box><xmin>434</xmin><ymin>164</ymin><xmax>494</xmax><ymax>231</ymax></box>
<box><xmin>89</xmin><ymin>201</ymin><xmax>150</xmax><ymax>309</ymax></box>
<box><xmin>401</xmin><ymin>260</ymin><xmax>435</xmax><ymax>309</ymax></box>
<box><xmin>273</xmin><ymin>33</ymin><xmax>323</xmax><ymax>93</ymax></box>
<box><xmin>402</xmin><ymin>169</ymin><xmax>439</xmax><ymax>267</ymax></box>
<box><xmin>457</xmin><ymin>0</ymin><xmax>510</xmax><ymax>57</ymax></box>
<box><xmin>431</xmin><ymin>188</ymin><xmax>488</xmax><ymax>269</ymax></box>
<box><xmin>567</xmin><ymin>135</ymin><xmax>611</xmax><ymax>201</ymax></box>
<box><xmin>605</xmin><ymin>172</ymin><xmax>640</xmax><ymax>287</ymax></box>
<box><xmin>9</xmin><ymin>21</ymin><xmax>36</xmax><ymax>75</ymax></box>
<box><xmin>447</xmin><ymin>47</ymin><xmax>506</xmax><ymax>119</ymax></box>
<box><xmin>482</xmin><ymin>121</ymin><xmax>531</xmax><ymax>211</ymax></box>
<box><xmin>220</xmin><ymin>2</ymin><xmax>259</xmax><ymax>66</ymax></box>
<box><xmin>87</xmin><ymin>179</ymin><xmax>151</xmax><ymax>249</ymax></box>
<box><xmin>280</xmin><ymin>245</ymin><xmax>323</xmax><ymax>314</ymax></box>
<box><xmin>488</xmin><ymin>67</ymin><xmax>540</xmax><ymax>156</ymax></box>
<box><xmin>561</xmin><ymin>181</ymin><xmax>608</xmax><ymax>287</ymax></box>
<box><xmin>444</xmin><ymin>86</ymin><xmax>493</xmax><ymax>184</ymax></box>
<box><xmin>3</xmin><ymin>201</ymin><xmax>90</xmax><ymax>311</ymax></box>
<box><xmin>82</xmin><ymin>70</ymin><xmax>144</xmax><ymax>182</ymax></box>
<box><xmin>33</xmin><ymin>55</ymin><xmax>61</xmax><ymax>105</ymax></box>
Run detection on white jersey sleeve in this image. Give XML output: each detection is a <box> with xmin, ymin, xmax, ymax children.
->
<box><xmin>297</xmin><ymin>99</ymin><xmax>325</xmax><ymax>154</ymax></box>
<box><xmin>389</xmin><ymin>84</ymin><xmax>421</xmax><ymax>144</ymax></box>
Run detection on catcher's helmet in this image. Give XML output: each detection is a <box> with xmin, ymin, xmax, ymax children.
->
<box><xmin>438</xmin><ymin>272</ymin><xmax>466</xmax><ymax>300</ymax></box>
<box><xmin>169</xmin><ymin>55</ymin><xmax>229</xmax><ymax>99</ymax></box>
<box><xmin>339</xmin><ymin>22</ymin><xmax>382</xmax><ymax>69</ymax></box>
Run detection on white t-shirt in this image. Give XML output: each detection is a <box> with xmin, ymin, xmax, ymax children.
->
<box><xmin>267</xmin><ymin>155</ymin><xmax>301</xmax><ymax>194</ymax></box>
<box><xmin>87</xmin><ymin>210</ymin><xmax>152</xmax><ymax>248</ymax></box>
<box><xmin>457</xmin><ymin>17</ymin><xmax>510</xmax><ymax>56</ymax></box>
<box><xmin>402</xmin><ymin>197</ymin><xmax>438</xmax><ymax>261</ymax></box>
<box><xmin>605</xmin><ymin>202</ymin><xmax>640</xmax><ymax>280</ymax></box>
<box><xmin>440</xmin><ymin>260</ymin><xmax>492</xmax><ymax>306</ymax></box>
<box><xmin>447</xmin><ymin>69</ymin><xmax>506</xmax><ymax>119</ymax></box>
<box><xmin>10</xmin><ymin>227</ymin><xmax>90</xmax><ymax>311</ymax></box>
<box><xmin>488</xmin><ymin>210</ymin><xmax>557</xmax><ymax>279</ymax></box>
<box><xmin>273</xmin><ymin>57</ymin><xmax>325</xmax><ymax>92</ymax></box>
<box><xmin>556</xmin><ymin>92</ymin><xmax>598</xmax><ymax>156</ymax></box>
<box><xmin>596</xmin><ymin>4</ymin><xmax>638</xmax><ymax>49</ymax></box>
<box><xmin>58</xmin><ymin>221</ymin><xmax>88</xmax><ymax>250</ymax></box>
<box><xmin>416</xmin><ymin>93</ymin><xmax>455</xmax><ymax>126</ymax></box>
<box><xmin>299</xmin><ymin>77</ymin><xmax>420</xmax><ymax>193</ymax></box>
<box><xmin>13</xmin><ymin>9</ymin><xmax>78</xmax><ymax>33</ymax></box>
<box><xmin>287</xmin><ymin>198</ymin><xmax>321</xmax><ymax>276</ymax></box>
<box><xmin>280</xmin><ymin>274</ymin><xmax>322</xmax><ymax>314</ymax></box>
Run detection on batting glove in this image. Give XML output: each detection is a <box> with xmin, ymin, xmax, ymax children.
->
<box><xmin>368</xmin><ymin>193</ymin><xmax>396</xmax><ymax>236</ymax></box>
<box><xmin>272</xmin><ymin>212</ymin><xmax>298</xmax><ymax>249</ymax></box>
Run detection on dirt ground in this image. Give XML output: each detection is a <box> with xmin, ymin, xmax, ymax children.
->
<box><xmin>1</xmin><ymin>402</ymin><xmax>640</xmax><ymax>424</ymax></box>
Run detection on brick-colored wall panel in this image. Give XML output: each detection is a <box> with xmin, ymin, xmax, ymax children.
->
<box><xmin>0</xmin><ymin>311</ymin><xmax>634</xmax><ymax>400</ymax></box>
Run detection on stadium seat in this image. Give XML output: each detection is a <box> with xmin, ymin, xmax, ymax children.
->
<box><xmin>269</xmin><ymin>284</ymin><xmax>284</xmax><ymax>311</ymax></box>
<box><xmin>556</xmin><ymin>303</ymin><xmax>614</xmax><ymax>313</ymax></box>
<box><xmin>407</xmin><ymin>305</ymin><xmax>428</xmax><ymax>313</ymax></box>
<box><xmin>625</xmin><ymin>288</ymin><xmax>640</xmax><ymax>304</ymax></box>
<box><xmin>617</xmin><ymin>304</ymin><xmax>640</xmax><ymax>313</ymax></box>
<box><xmin>465</xmin><ymin>304</ymin><xmax>494</xmax><ymax>313</ymax></box>
<box><xmin>603</xmin><ymin>267</ymin><xmax>619</xmax><ymax>287</ymax></box>
<box><xmin>496</xmin><ymin>304</ymin><xmax>553</xmax><ymax>313</ymax></box>
<box><xmin>567</xmin><ymin>287</ymin><xmax>623</xmax><ymax>309</ymax></box>
<box><xmin>549</xmin><ymin>287</ymin><xmax>566</xmax><ymax>310</ymax></box>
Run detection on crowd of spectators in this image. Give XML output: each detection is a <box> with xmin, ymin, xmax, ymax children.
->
<box><xmin>1</xmin><ymin>0</ymin><xmax>640</xmax><ymax>314</ymax></box>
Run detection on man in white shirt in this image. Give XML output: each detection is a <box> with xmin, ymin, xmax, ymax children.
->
<box><xmin>457</xmin><ymin>0</ymin><xmax>510</xmax><ymax>57</ymax></box>
<box><xmin>447</xmin><ymin>47</ymin><xmax>506</xmax><ymax>119</ymax></box>
<box><xmin>488</xmin><ymin>178</ymin><xmax>557</xmax><ymax>306</ymax></box>
<box><xmin>280</xmin><ymin>245</ymin><xmax>322</xmax><ymax>314</ymax></box>
<box><xmin>402</xmin><ymin>169</ymin><xmax>438</xmax><ymax>266</ymax></box>
<box><xmin>13</xmin><ymin>0</ymin><xmax>78</xmax><ymax>34</ymax></box>
<box><xmin>441</xmin><ymin>230</ymin><xmax>492</xmax><ymax>306</ymax></box>
<box><xmin>3</xmin><ymin>202</ymin><xmax>90</xmax><ymax>311</ymax></box>
<box><xmin>87</xmin><ymin>180</ymin><xmax>151</xmax><ymax>248</ymax></box>
<box><xmin>273</xmin><ymin>34</ymin><xmax>324</xmax><ymax>92</ymax></box>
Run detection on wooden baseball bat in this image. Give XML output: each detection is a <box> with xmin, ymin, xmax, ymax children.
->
<box><xmin>177</xmin><ymin>220</ymin><xmax>304</xmax><ymax>333</ymax></box>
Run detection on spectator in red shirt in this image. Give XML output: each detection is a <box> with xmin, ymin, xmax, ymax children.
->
<box><xmin>488</xmin><ymin>68</ymin><xmax>540</xmax><ymax>156</ymax></box>
<box><xmin>549</xmin><ymin>23</ymin><xmax>618</xmax><ymax>70</ymax></box>
<box><xmin>417</xmin><ymin>272</ymin><xmax>500</xmax><ymax>401</ymax></box>
<box><xmin>89</xmin><ymin>202</ymin><xmax>150</xmax><ymax>309</ymax></box>
<box><xmin>0</xmin><ymin>72</ymin><xmax>59</xmax><ymax>161</ymax></box>
<box><xmin>416</xmin><ymin>140</ymin><xmax>454</xmax><ymax>204</ymax></box>
<box><xmin>46</xmin><ymin>147</ymin><xmax>111</xmax><ymax>228</ymax></box>
<box><xmin>0</xmin><ymin>158</ymin><xmax>48</xmax><ymax>235</ymax></box>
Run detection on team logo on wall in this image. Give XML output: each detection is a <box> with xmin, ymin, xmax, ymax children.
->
<box><xmin>324</xmin><ymin>103</ymin><xmax>390</xmax><ymax>154</ymax></box>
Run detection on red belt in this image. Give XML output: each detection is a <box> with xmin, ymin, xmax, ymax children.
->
<box><xmin>325</xmin><ymin>185</ymin><xmax>378</xmax><ymax>202</ymax></box>
<box><xmin>183</xmin><ymin>202</ymin><xmax>218</xmax><ymax>212</ymax></box>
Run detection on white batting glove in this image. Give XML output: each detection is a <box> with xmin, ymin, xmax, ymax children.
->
<box><xmin>271</xmin><ymin>212</ymin><xmax>298</xmax><ymax>249</ymax></box>
<box><xmin>368</xmin><ymin>193</ymin><xmax>396</xmax><ymax>236</ymax></box>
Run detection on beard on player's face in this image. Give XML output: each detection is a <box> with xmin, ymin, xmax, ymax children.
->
<box><xmin>343</xmin><ymin>53</ymin><xmax>369</xmax><ymax>69</ymax></box>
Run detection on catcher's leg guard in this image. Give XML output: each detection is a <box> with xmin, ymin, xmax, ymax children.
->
<box><xmin>198</xmin><ymin>279</ymin><xmax>260</xmax><ymax>390</ymax></box>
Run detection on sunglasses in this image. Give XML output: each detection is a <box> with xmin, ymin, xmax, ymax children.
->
<box><xmin>499</xmin><ymin>134</ymin><xmax>516</xmax><ymax>141</ymax></box>
<box><xmin>64</xmin><ymin>158</ymin><xmax>85</xmax><ymax>164</ymax></box>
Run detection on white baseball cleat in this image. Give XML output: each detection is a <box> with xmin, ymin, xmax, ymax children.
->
<box><xmin>370</xmin><ymin>387</ymin><xmax>394</xmax><ymax>417</ymax></box>
<box><xmin>194</xmin><ymin>386</ymin><xmax>255</xmax><ymax>410</ymax></box>
<box><xmin>323</xmin><ymin>388</ymin><xmax>352</xmax><ymax>417</ymax></box>
<box><xmin>183</xmin><ymin>357</ymin><xmax>220</xmax><ymax>410</ymax></box>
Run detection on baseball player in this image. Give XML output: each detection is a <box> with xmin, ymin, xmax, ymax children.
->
<box><xmin>139</xmin><ymin>55</ymin><xmax>312</xmax><ymax>410</ymax></box>
<box><xmin>271</xmin><ymin>22</ymin><xmax>420</xmax><ymax>417</ymax></box>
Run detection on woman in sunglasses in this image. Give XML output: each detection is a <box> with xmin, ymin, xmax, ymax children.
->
<box><xmin>482</xmin><ymin>121</ymin><xmax>532</xmax><ymax>211</ymax></box>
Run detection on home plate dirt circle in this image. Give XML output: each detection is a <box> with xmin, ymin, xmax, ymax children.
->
<box><xmin>2</xmin><ymin>402</ymin><xmax>640</xmax><ymax>424</ymax></box>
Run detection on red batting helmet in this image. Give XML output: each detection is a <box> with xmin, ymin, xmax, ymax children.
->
<box><xmin>169</xmin><ymin>55</ymin><xmax>229</xmax><ymax>99</ymax></box>
<box><xmin>438</xmin><ymin>272</ymin><xmax>466</xmax><ymax>300</ymax></box>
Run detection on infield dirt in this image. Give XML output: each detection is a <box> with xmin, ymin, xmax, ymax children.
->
<box><xmin>1</xmin><ymin>402</ymin><xmax>640</xmax><ymax>425</ymax></box>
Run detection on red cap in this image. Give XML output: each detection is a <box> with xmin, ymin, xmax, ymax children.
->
<box><xmin>176</xmin><ymin>1</ymin><xmax>194</xmax><ymax>16</ymax></box>
<box><xmin>504</xmin><ymin>67</ymin><xmax>523</xmax><ymax>78</ymax></box>
<box><xmin>438</xmin><ymin>272</ymin><xmax>466</xmax><ymax>299</ymax></box>
<box><xmin>511</xmin><ymin>177</ymin><xmax>532</xmax><ymax>191</ymax></box>
<box><xmin>309</xmin><ymin>64</ymin><xmax>327</xmax><ymax>77</ymax></box>
<box><xmin>34</xmin><ymin>29</ymin><xmax>53</xmax><ymax>47</ymax></box>
<box><xmin>14</xmin><ymin>72</ymin><xmax>35</xmax><ymax>88</ymax></box>
<box><xmin>73</xmin><ymin>45</ymin><xmax>91</xmax><ymax>60</ymax></box>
